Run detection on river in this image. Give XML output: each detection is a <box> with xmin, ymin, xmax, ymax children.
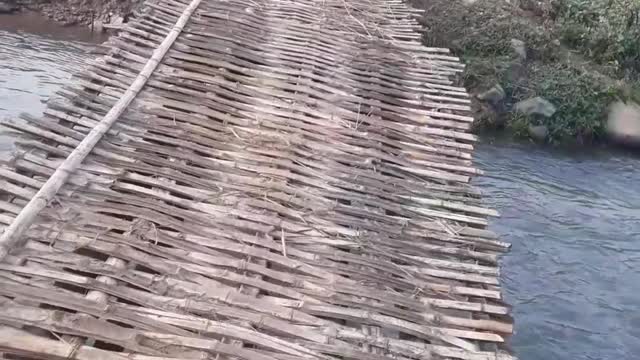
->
<box><xmin>0</xmin><ymin>12</ymin><xmax>639</xmax><ymax>360</ymax></box>
<box><xmin>476</xmin><ymin>139</ymin><xmax>640</xmax><ymax>360</ymax></box>
<box><xmin>0</xmin><ymin>11</ymin><xmax>104</xmax><ymax>156</ymax></box>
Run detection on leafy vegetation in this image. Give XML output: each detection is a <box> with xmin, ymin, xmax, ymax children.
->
<box><xmin>523</xmin><ymin>64</ymin><xmax>618</xmax><ymax>142</ymax></box>
<box><xmin>412</xmin><ymin>0</ymin><xmax>640</xmax><ymax>144</ymax></box>
<box><xmin>554</xmin><ymin>0</ymin><xmax>640</xmax><ymax>78</ymax></box>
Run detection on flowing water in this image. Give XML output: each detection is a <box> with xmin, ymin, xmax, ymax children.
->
<box><xmin>0</xmin><ymin>12</ymin><xmax>104</xmax><ymax>155</ymax></box>
<box><xmin>475</xmin><ymin>139</ymin><xmax>640</xmax><ymax>360</ymax></box>
<box><xmin>0</xmin><ymin>12</ymin><xmax>639</xmax><ymax>360</ymax></box>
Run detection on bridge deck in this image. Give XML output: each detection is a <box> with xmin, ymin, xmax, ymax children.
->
<box><xmin>0</xmin><ymin>0</ymin><xmax>513</xmax><ymax>359</ymax></box>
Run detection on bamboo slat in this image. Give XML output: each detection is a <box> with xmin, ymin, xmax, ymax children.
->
<box><xmin>0</xmin><ymin>0</ymin><xmax>514</xmax><ymax>359</ymax></box>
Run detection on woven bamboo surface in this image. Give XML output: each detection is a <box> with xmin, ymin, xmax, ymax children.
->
<box><xmin>0</xmin><ymin>0</ymin><xmax>514</xmax><ymax>359</ymax></box>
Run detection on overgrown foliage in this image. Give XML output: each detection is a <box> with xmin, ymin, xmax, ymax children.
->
<box><xmin>416</xmin><ymin>0</ymin><xmax>554</xmax><ymax>58</ymax></box>
<box><xmin>554</xmin><ymin>0</ymin><xmax>640</xmax><ymax>78</ymax></box>
<box><xmin>518</xmin><ymin>64</ymin><xmax>618</xmax><ymax>142</ymax></box>
<box><xmin>413</xmin><ymin>0</ymin><xmax>640</xmax><ymax>144</ymax></box>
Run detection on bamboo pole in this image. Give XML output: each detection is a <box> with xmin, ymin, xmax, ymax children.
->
<box><xmin>0</xmin><ymin>0</ymin><xmax>204</xmax><ymax>261</ymax></box>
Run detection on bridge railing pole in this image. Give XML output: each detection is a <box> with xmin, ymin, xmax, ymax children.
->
<box><xmin>0</xmin><ymin>0</ymin><xmax>204</xmax><ymax>261</ymax></box>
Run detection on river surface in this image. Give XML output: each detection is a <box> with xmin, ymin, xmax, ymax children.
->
<box><xmin>475</xmin><ymin>139</ymin><xmax>640</xmax><ymax>360</ymax></box>
<box><xmin>1</xmin><ymin>12</ymin><xmax>639</xmax><ymax>360</ymax></box>
<box><xmin>0</xmin><ymin>12</ymin><xmax>104</xmax><ymax>154</ymax></box>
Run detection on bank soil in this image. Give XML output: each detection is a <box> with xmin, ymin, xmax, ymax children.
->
<box><xmin>10</xmin><ymin>0</ymin><xmax>142</xmax><ymax>27</ymax></box>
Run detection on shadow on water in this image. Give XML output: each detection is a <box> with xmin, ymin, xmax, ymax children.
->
<box><xmin>0</xmin><ymin>11</ymin><xmax>101</xmax><ymax>156</ymax></box>
<box><xmin>475</xmin><ymin>135</ymin><xmax>640</xmax><ymax>360</ymax></box>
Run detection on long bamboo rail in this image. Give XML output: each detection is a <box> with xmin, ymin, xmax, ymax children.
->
<box><xmin>0</xmin><ymin>0</ymin><xmax>514</xmax><ymax>359</ymax></box>
<box><xmin>0</xmin><ymin>0</ymin><xmax>203</xmax><ymax>259</ymax></box>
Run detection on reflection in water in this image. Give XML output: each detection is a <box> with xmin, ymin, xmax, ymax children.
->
<box><xmin>0</xmin><ymin>12</ymin><xmax>98</xmax><ymax>154</ymax></box>
<box><xmin>475</xmin><ymin>139</ymin><xmax>640</xmax><ymax>360</ymax></box>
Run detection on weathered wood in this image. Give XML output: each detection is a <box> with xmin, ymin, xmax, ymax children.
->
<box><xmin>0</xmin><ymin>0</ymin><xmax>514</xmax><ymax>359</ymax></box>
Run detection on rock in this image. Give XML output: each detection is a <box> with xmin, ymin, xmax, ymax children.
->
<box><xmin>477</xmin><ymin>84</ymin><xmax>505</xmax><ymax>104</ymax></box>
<box><xmin>607</xmin><ymin>101</ymin><xmax>640</xmax><ymax>146</ymax></box>
<box><xmin>510</xmin><ymin>38</ymin><xmax>527</xmax><ymax>60</ymax></box>
<box><xmin>111</xmin><ymin>15</ymin><xmax>124</xmax><ymax>26</ymax></box>
<box><xmin>515</xmin><ymin>97</ymin><xmax>556</xmax><ymax>118</ymax></box>
<box><xmin>92</xmin><ymin>20</ymin><xmax>104</xmax><ymax>33</ymax></box>
<box><xmin>528</xmin><ymin>125</ymin><xmax>548</xmax><ymax>142</ymax></box>
<box><xmin>473</xmin><ymin>101</ymin><xmax>506</xmax><ymax>128</ymax></box>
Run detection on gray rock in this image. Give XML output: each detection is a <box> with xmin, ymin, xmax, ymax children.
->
<box><xmin>607</xmin><ymin>101</ymin><xmax>640</xmax><ymax>146</ymax></box>
<box><xmin>111</xmin><ymin>16</ymin><xmax>124</xmax><ymax>26</ymax></box>
<box><xmin>477</xmin><ymin>84</ymin><xmax>505</xmax><ymax>104</ymax></box>
<box><xmin>510</xmin><ymin>38</ymin><xmax>527</xmax><ymax>60</ymax></box>
<box><xmin>515</xmin><ymin>97</ymin><xmax>557</xmax><ymax>118</ymax></box>
<box><xmin>528</xmin><ymin>125</ymin><xmax>548</xmax><ymax>142</ymax></box>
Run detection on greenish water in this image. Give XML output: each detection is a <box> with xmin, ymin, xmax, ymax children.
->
<box><xmin>1</xmin><ymin>13</ymin><xmax>639</xmax><ymax>360</ymax></box>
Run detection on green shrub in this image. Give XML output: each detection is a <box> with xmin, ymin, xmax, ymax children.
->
<box><xmin>555</xmin><ymin>0</ymin><xmax>640</xmax><ymax>76</ymax></box>
<box><xmin>511</xmin><ymin>63</ymin><xmax>619</xmax><ymax>142</ymax></box>
<box><xmin>414</xmin><ymin>0</ymin><xmax>640</xmax><ymax>144</ymax></box>
<box><xmin>414</xmin><ymin>0</ymin><xmax>553</xmax><ymax>58</ymax></box>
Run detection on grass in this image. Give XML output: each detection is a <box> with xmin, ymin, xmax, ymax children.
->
<box><xmin>412</xmin><ymin>0</ymin><xmax>640</xmax><ymax>144</ymax></box>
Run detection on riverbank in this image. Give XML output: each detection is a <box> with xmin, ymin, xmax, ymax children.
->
<box><xmin>0</xmin><ymin>0</ymin><xmax>142</xmax><ymax>28</ymax></box>
<box><xmin>474</xmin><ymin>138</ymin><xmax>640</xmax><ymax>360</ymax></box>
<box><xmin>413</xmin><ymin>0</ymin><xmax>640</xmax><ymax>145</ymax></box>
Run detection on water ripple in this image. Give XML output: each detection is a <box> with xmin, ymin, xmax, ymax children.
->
<box><xmin>0</xmin><ymin>30</ymin><xmax>92</xmax><ymax>136</ymax></box>
<box><xmin>476</xmin><ymin>138</ymin><xmax>640</xmax><ymax>360</ymax></box>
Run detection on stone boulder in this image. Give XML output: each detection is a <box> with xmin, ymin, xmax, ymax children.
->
<box><xmin>477</xmin><ymin>84</ymin><xmax>505</xmax><ymax>104</ymax></box>
<box><xmin>528</xmin><ymin>125</ymin><xmax>548</xmax><ymax>142</ymax></box>
<box><xmin>607</xmin><ymin>101</ymin><xmax>640</xmax><ymax>146</ymax></box>
<box><xmin>93</xmin><ymin>20</ymin><xmax>104</xmax><ymax>33</ymax></box>
<box><xmin>111</xmin><ymin>15</ymin><xmax>124</xmax><ymax>26</ymax></box>
<box><xmin>515</xmin><ymin>97</ymin><xmax>557</xmax><ymax>118</ymax></box>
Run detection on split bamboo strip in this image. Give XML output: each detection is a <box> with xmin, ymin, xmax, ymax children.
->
<box><xmin>0</xmin><ymin>0</ymin><xmax>204</xmax><ymax>260</ymax></box>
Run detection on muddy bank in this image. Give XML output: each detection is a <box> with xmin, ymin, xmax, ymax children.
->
<box><xmin>1</xmin><ymin>0</ymin><xmax>142</xmax><ymax>28</ymax></box>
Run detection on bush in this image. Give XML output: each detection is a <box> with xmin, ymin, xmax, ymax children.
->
<box><xmin>466</xmin><ymin>56</ymin><xmax>630</xmax><ymax>143</ymax></box>
<box><xmin>555</xmin><ymin>0</ymin><xmax>640</xmax><ymax>77</ymax></box>
<box><xmin>413</xmin><ymin>0</ymin><xmax>640</xmax><ymax>144</ymax></box>
<box><xmin>414</xmin><ymin>0</ymin><xmax>554</xmax><ymax>59</ymax></box>
<box><xmin>516</xmin><ymin>63</ymin><xmax>618</xmax><ymax>142</ymax></box>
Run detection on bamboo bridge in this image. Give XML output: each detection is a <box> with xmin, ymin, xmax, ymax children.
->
<box><xmin>0</xmin><ymin>0</ymin><xmax>514</xmax><ymax>359</ymax></box>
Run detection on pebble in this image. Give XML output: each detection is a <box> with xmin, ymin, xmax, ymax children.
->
<box><xmin>515</xmin><ymin>97</ymin><xmax>557</xmax><ymax>118</ymax></box>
